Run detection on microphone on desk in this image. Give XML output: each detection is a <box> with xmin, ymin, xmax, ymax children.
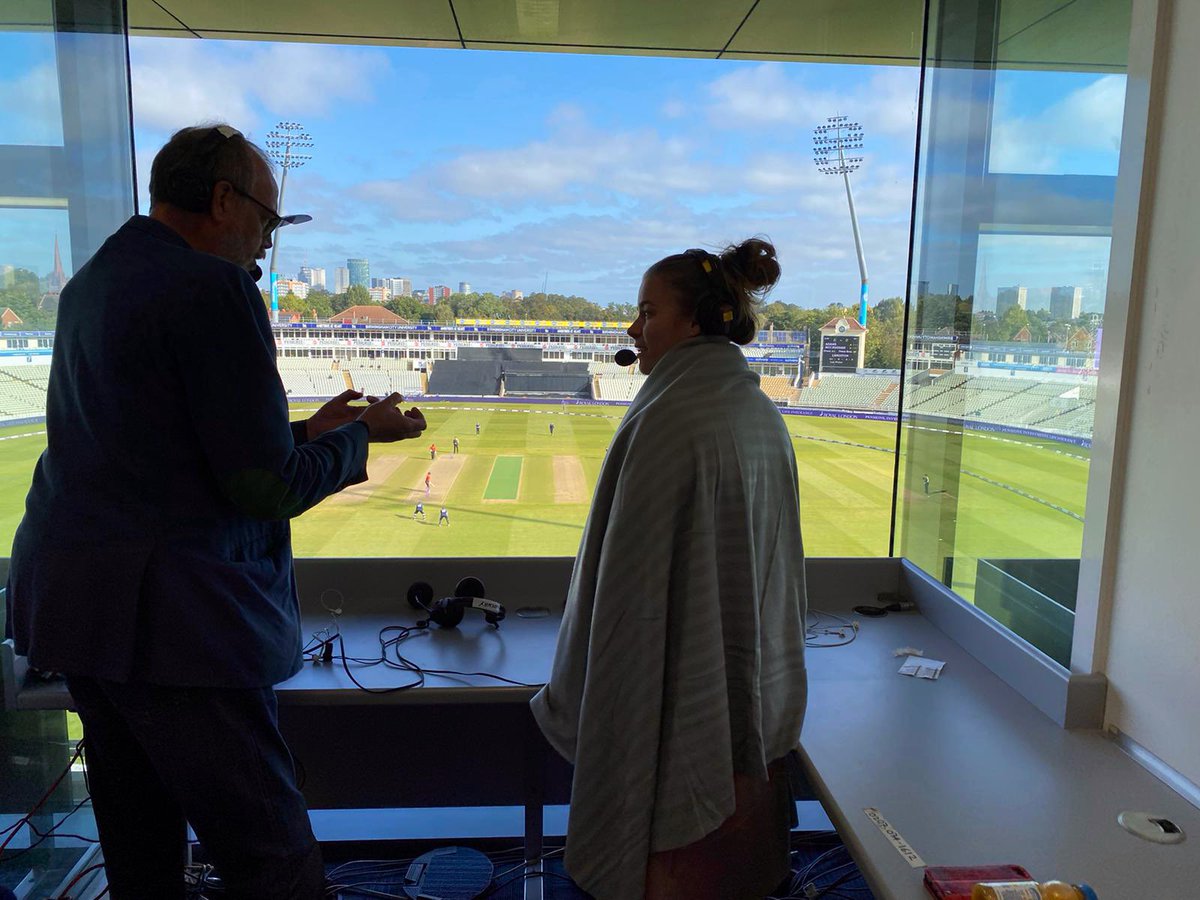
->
<box><xmin>614</xmin><ymin>348</ymin><xmax>638</xmax><ymax>367</ymax></box>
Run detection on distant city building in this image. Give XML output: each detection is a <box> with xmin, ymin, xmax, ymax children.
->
<box><xmin>996</xmin><ymin>285</ymin><xmax>1028</xmax><ymax>316</ymax></box>
<box><xmin>945</xmin><ymin>282</ymin><xmax>960</xmax><ymax>298</ymax></box>
<box><xmin>1050</xmin><ymin>285</ymin><xmax>1083</xmax><ymax>320</ymax></box>
<box><xmin>1</xmin><ymin>307</ymin><xmax>24</xmax><ymax>328</ymax></box>
<box><xmin>916</xmin><ymin>280</ymin><xmax>930</xmax><ymax>299</ymax></box>
<box><xmin>501</xmin><ymin>289</ymin><xmax>524</xmax><ymax>300</ymax></box>
<box><xmin>347</xmin><ymin>258</ymin><xmax>369</xmax><ymax>289</ymax></box>
<box><xmin>458</xmin><ymin>282</ymin><xmax>471</xmax><ymax>294</ymax></box>
<box><xmin>368</xmin><ymin>286</ymin><xmax>391</xmax><ymax>303</ymax></box>
<box><xmin>1</xmin><ymin>265</ymin><xmax>15</xmax><ymax>289</ymax></box>
<box><xmin>276</xmin><ymin>278</ymin><xmax>309</xmax><ymax>300</ymax></box>
<box><xmin>411</xmin><ymin>290</ymin><xmax>425</xmax><ymax>301</ymax></box>
<box><xmin>334</xmin><ymin>267</ymin><xmax>350</xmax><ymax>294</ymax></box>
<box><xmin>298</xmin><ymin>266</ymin><xmax>325</xmax><ymax>289</ymax></box>
<box><xmin>371</xmin><ymin>277</ymin><xmax>385</xmax><ymax>289</ymax></box>
<box><xmin>426</xmin><ymin>285</ymin><xmax>451</xmax><ymax>304</ymax></box>
<box><xmin>387</xmin><ymin>277</ymin><xmax>412</xmax><ymax>297</ymax></box>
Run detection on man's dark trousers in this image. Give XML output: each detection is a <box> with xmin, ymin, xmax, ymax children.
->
<box><xmin>66</xmin><ymin>675</ymin><xmax>324</xmax><ymax>900</ymax></box>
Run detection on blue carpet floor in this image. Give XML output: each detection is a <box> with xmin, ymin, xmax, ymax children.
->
<box><xmin>321</xmin><ymin>832</ymin><xmax>876</xmax><ymax>899</ymax></box>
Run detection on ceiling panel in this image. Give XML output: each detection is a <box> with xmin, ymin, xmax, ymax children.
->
<box><xmin>728</xmin><ymin>0</ymin><xmax>923</xmax><ymax>64</ymax></box>
<box><xmin>454</xmin><ymin>0</ymin><xmax>749</xmax><ymax>52</ymax></box>
<box><xmin>140</xmin><ymin>0</ymin><xmax>462</xmax><ymax>43</ymax></box>
<box><xmin>462</xmin><ymin>41</ymin><xmax>716</xmax><ymax>58</ymax></box>
<box><xmin>127</xmin><ymin>0</ymin><xmax>187</xmax><ymax>30</ymax></box>
<box><xmin>998</xmin><ymin>0</ymin><xmax>1130</xmax><ymax>70</ymax></box>
<box><xmin>191</xmin><ymin>31</ymin><xmax>463</xmax><ymax>48</ymax></box>
<box><xmin>126</xmin><ymin>0</ymin><xmax>1132</xmax><ymax>73</ymax></box>
<box><xmin>1</xmin><ymin>0</ymin><xmax>54</xmax><ymax>29</ymax></box>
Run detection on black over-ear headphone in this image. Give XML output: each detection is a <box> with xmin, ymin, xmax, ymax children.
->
<box><xmin>406</xmin><ymin>577</ymin><xmax>506</xmax><ymax>629</ymax></box>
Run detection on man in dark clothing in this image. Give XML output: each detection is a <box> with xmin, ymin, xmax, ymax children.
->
<box><xmin>5</xmin><ymin>124</ymin><xmax>426</xmax><ymax>900</ymax></box>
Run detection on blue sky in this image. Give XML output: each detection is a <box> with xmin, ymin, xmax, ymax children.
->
<box><xmin>1</xmin><ymin>33</ymin><xmax>1126</xmax><ymax>311</ymax></box>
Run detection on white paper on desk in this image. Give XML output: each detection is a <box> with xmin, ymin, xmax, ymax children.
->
<box><xmin>898</xmin><ymin>655</ymin><xmax>945</xmax><ymax>680</ymax></box>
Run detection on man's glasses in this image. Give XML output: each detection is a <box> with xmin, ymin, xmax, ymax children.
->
<box><xmin>226</xmin><ymin>182</ymin><xmax>282</xmax><ymax>235</ymax></box>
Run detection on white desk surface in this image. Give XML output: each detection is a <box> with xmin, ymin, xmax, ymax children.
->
<box><xmin>278</xmin><ymin>610</ymin><xmax>556</xmax><ymax>704</ymax></box>
<box><xmin>801</xmin><ymin>609</ymin><xmax>1199</xmax><ymax>899</ymax></box>
<box><xmin>6</xmin><ymin>580</ymin><xmax>1199</xmax><ymax>899</ymax></box>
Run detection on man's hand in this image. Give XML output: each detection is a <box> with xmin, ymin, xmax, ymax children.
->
<box><xmin>305</xmin><ymin>389</ymin><xmax>379</xmax><ymax>441</ymax></box>
<box><xmin>357</xmin><ymin>393</ymin><xmax>427</xmax><ymax>442</ymax></box>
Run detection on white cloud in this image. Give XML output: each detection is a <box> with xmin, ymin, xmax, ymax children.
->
<box><xmin>990</xmin><ymin>74</ymin><xmax>1125</xmax><ymax>175</ymax></box>
<box><xmin>351</xmin><ymin>188</ymin><xmax>914</xmax><ymax>307</ymax></box>
<box><xmin>434</xmin><ymin>115</ymin><xmax>727</xmax><ymax>205</ymax></box>
<box><xmin>703</xmin><ymin>63</ymin><xmax>919</xmax><ymax>139</ymax></box>
<box><xmin>744</xmin><ymin>152</ymin><xmax>826</xmax><ymax>193</ymax></box>
<box><xmin>348</xmin><ymin>177</ymin><xmax>479</xmax><ymax>224</ymax></box>
<box><xmin>661</xmin><ymin>98</ymin><xmax>687</xmax><ymax>119</ymax></box>
<box><xmin>705</xmin><ymin>64</ymin><xmax>837</xmax><ymax>129</ymax></box>
<box><xmin>0</xmin><ymin>63</ymin><xmax>63</xmax><ymax>145</ymax></box>
<box><xmin>128</xmin><ymin>38</ymin><xmax>388</xmax><ymax>136</ymax></box>
<box><xmin>121</xmin><ymin>45</ymin><xmax>918</xmax><ymax>306</ymax></box>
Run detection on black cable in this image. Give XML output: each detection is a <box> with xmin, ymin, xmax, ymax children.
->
<box><xmin>416</xmin><ymin>667</ymin><xmax>536</xmax><ymax>688</ymax></box>
<box><xmin>313</xmin><ymin>625</ymin><xmax>540</xmax><ymax>694</ymax></box>
<box><xmin>333</xmin><ymin>633</ymin><xmax>424</xmax><ymax>694</ymax></box>
<box><xmin>805</xmin><ymin>610</ymin><xmax>859</xmax><ymax>648</ymax></box>
<box><xmin>478</xmin><ymin>868</ymin><xmax>579</xmax><ymax>898</ymax></box>
<box><xmin>813</xmin><ymin>868</ymin><xmax>863</xmax><ymax>898</ymax></box>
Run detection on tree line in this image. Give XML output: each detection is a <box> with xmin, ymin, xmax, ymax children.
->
<box><xmin>0</xmin><ymin>266</ymin><xmax>1091</xmax><ymax>376</ymax></box>
<box><xmin>0</xmin><ymin>269</ymin><xmax>60</xmax><ymax>330</ymax></box>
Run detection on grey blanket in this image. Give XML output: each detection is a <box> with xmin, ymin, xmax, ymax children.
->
<box><xmin>531</xmin><ymin>336</ymin><xmax>808</xmax><ymax>899</ymax></box>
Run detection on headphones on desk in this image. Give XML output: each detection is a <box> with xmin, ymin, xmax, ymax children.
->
<box><xmin>406</xmin><ymin>577</ymin><xmax>507</xmax><ymax>629</ymax></box>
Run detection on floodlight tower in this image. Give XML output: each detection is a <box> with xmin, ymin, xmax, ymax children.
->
<box><xmin>814</xmin><ymin>116</ymin><xmax>869</xmax><ymax>327</ymax></box>
<box><xmin>265</xmin><ymin>122</ymin><xmax>313</xmax><ymax>323</ymax></box>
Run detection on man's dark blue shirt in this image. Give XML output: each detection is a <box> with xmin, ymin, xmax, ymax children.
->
<box><xmin>6</xmin><ymin>216</ymin><xmax>368</xmax><ymax>687</ymax></box>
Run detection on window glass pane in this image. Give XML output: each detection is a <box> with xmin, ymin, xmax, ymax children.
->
<box><xmin>0</xmin><ymin>29</ymin><xmax>63</xmax><ymax>145</ymax></box>
<box><xmin>896</xmin><ymin>0</ymin><xmax>1132</xmax><ymax>666</ymax></box>
<box><xmin>989</xmin><ymin>71</ymin><xmax>1125</xmax><ymax>176</ymax></box>
<box><xmin>0</xmin><ymin>0</ymin><xmax>134</xmax><ymax>889</ymax></box>
<box><xmin>123</xmin><ymin>36</ymin><xmax>921</xmax><ymax>558</ymax></box>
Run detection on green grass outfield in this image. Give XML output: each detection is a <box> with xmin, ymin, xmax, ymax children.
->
<box><xmin>0</xmin><ymin>403</ymin><xmax>1089</xmax><ymax>587</ymax></box>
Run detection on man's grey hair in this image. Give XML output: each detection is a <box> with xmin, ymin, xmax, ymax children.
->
<box><xmin>148</xmin><ymin>124</ymin><xmax>272</xmax><ymax>212</ymax></box>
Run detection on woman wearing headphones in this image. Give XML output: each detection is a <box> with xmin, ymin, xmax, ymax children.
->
<box><xmin>532</xmin><ymin>238</ymin><xmax>808</xmax><ymax>900</ymax></box>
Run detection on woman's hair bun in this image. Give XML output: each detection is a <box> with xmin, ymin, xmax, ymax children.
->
<box><xmin>720</xmin><ymin>237</ymin><xmax>781</xmax><ymax>295</ymax></box>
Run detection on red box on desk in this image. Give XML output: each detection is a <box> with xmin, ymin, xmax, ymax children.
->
<box><xmin>924</xmin><ymin>865</ymin><xmax>1034</xmax><ymax>900</ymax></box>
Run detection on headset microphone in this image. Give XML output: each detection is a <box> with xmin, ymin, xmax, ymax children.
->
<box><xmin>614</xmin><ymin>348</ymin><xmax>637</xmax><ymax>366</ymax></box>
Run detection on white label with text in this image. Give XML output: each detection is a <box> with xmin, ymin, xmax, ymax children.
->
<box><xmin>863</xmin><ymin>807</ymin><xmax>926</xmax><ymax>868</ymax></box>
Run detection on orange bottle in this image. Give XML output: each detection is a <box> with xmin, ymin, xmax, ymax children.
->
<box><xmin>971</xmin><ymin>881</ymin><xmax>1098</xmax><ymax>900</ymax></box>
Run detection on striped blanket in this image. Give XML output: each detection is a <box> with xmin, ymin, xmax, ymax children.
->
<box><xmin>531</xmin><ymin>335</ymin><xmax>808</xmax><ymax>899</ymax></box>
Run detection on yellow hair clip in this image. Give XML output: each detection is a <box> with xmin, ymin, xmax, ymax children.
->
<box><xmin>701</xmin><ymin>259</ymin><xmax>714</xmax><ymax>274</ymax></box>
<box><xmin>722</xmin><ymin>308</ymin><xmax>734</xmax><ymax>322</ymax></box>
